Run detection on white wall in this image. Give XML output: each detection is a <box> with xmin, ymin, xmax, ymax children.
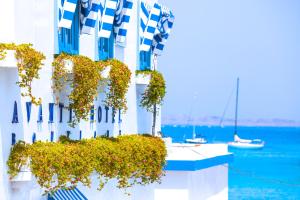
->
<box><xmin>77</xmin><ymin>165</ymin><xmax>228</xmax><ymax>200</ymax></box>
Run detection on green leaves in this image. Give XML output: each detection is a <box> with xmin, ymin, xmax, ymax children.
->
<box><xmin>0</xmin><ymin>43</ymin><xmax>45</xmax><ymax>105</ymax></box>
<box><xmin>7</xmin><ymin>135</ymin><xmax>167</xmax><ymax>194</ymax></box>
<box><xmin>52</xmin><ymin>54</ymin><xmax>104</xmax><ymax>125</ymax></box>
<box><xmin>52</xmin><ymin>56</ymin><xmax>131</xmax><ymax>125</ymax></box>
<box><xmin>140</xmin><ymin>71</ymin><xmax>166</xmax><ymax>112</ymax></box>
<box><xmin>105</xmin><ymin>59</ymin><xmax>131</xmax><ymax>113</ymax></box>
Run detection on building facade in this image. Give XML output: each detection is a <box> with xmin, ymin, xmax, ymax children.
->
<box><xmin>0</xmin><ymin>1</ymin><xmax>233</xmax><ymax>200</ymax></box>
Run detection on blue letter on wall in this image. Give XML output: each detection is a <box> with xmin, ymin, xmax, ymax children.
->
<box><xmin>26</xmin><ymin>102</ymin><xmax>32</xmax><ymax>122</ymax></box>
<box><xmin>105</xmin><ymin>106</ymin><xmax>109</xmax><ymax>123</ymax></box>
<box><xmin>37</xmin><ymin>104</ymin><xmax>43</xmax><ymax>123</ymax></box>
<box><xmin>59</xmin><ymin>103</ymin><xmax>64</xmax><ymax>123</ymax></box>
<box><xmin>49</xmin><ymin>103</ymin><xmax>54</xmax><ymax>123</ymax></box>
<box><xmin>12</xmin><ymin>101</ymin><xmax>19</xmax><ymax>123</ymax></box>
<box><xmin>98</xmin><ymin>106</ymin><xmax>102</xmax><ymax>123</ymax></box>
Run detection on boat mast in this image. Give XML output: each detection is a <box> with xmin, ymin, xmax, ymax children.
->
<box><xmin>234</xmin><ymin>78</ymin><xmax>239</xmax><ymax>135</ymax></box>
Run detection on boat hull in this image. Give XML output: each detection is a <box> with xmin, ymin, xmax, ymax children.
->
<box><xmin>186</xmin><ymin>138</ymin><xmax>207</xmax><ymax>144</ymax></box>
<box><xmin>228</xmin><ymin>142</ymin><xmax>264</xmax><ymax>149</ymax></box>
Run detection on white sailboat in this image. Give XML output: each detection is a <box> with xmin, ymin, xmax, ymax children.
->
<box><xmin>184</xmin><ymin>93</ymin><xmax>207</xmax><ymax>144</ymax></box>
<box><xmin>228</xmin><ymin>78</ymin><xmax>265</xmax><ymax>149</ymax></box>
<box><xmin>185</xmin><ymin>125</ymin><xmax>207</xmax><ymax>144</ymax></box>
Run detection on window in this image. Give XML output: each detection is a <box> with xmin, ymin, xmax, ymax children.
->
<box><xmin>58</xmin><ymin>2</ymin><xmax>80</xmax><ymax>55</ymax></box>
<box><xmin>98</xmin><ymin>33</ymin><xmax>114</xmax><ymax>60</ymax></box>
<box><xmin>139</xmin><ymin>50</ymin><xmax>151</xmax><ymax>70</ymax></box>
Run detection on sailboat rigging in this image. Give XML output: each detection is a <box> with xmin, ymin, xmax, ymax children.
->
<box><xmin>228</xmin><ymin>78</ymin><xmax>265</xmax><ymax>149</ymax></box>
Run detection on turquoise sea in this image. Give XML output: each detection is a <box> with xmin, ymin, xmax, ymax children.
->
<box><xmin>161</xmin><ymin>125</ymin><xmax>300</xmax><ymax>200</ymax></box>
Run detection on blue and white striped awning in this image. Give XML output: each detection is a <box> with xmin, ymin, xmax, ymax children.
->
<box><xmin>98</xmin><ymin>0</ymin><xmax>118</xmax><ymax>38</ymax></box>
<box><xmin>80</xmin><ymin>0</ymin><xmax>101</xmax><ymax>34</ymax></box>
<box><xmin>48</xmin><ymin>187</ymin><xmax>88</xmax><ymax>200</ymax></box>
<box><xmin>114</xmin><ymin>0</ymin><xmax>134</xmax><ymax>43</ymax></box>
<box><xmin>152</xmin><ymin>6</ymin><xmax>174</xmax><ymax>55</ymax></box>
<box><xmin>139</xmin><ymin>1</ymin><xmax>174</xmax><ymax>55</ymax></box>
<box><xmin>58</xmin><ymin>0</ymin><xmax>79</xmax><ymax>29</ymax></box>
<box><xmin>59</xmin><ymin>0</ymin><xmax>134</xmax><ymax>42</ymax></box>
<box><xmin>140</xmin><ymin>1</ymin><xmax>161</xmax><ymax>52</ymax></box>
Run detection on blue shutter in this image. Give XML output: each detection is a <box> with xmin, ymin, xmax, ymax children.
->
<box><xmin>139</xmin><ymin>50</ymin><xmax>151</xmax><ymax>70</ymax></box>
<box><xmin>98</xmin><ymin>33</ymin><xmax>114</xmax><ymax>60</ymax></box>
<box><xmin>94</xmin><ymin>131</ymin><xmax>97</xmax><ymax>138</ymax></box>
<box><xmin>79</xmin><ymin>130</ymin><xmax>82</xmax><ymax>140</ymax></box>
<box><xmin>58</xmin><ymin>1</ymin><xmax>80</xmax><ymax>55</ymax></box>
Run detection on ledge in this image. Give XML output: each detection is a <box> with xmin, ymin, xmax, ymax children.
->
<box><xmin>62</xmin><ymin>59</ymin><xmax>111</xmax><ymax>79</ymax></box>
<box><xmin>135</xmin><ymin>73</ymin><xmax>150</xmax><ymax>85</ymax></box>
<box><xmin>0</xmin><ymin>50</ymin><xmax>18</xmax><ymax>68</ymax></box>
<box><xmin>164</xmin><ymin>144</ymin><xmax>234</xmax><ymax>171</ymax></box>
<box><xmin>10</xmin><ymin>168</ymin><xmax>32</xmax><ymax>182</ymax></box>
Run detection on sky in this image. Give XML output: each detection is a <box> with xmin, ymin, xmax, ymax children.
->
<box><xmin>159</xmin><ymin>0</ymin><xmax>300</xmax><ymax>121</ymax></box>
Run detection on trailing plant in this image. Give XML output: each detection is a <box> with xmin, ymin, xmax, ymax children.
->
<box><xmin>104</xmin><ymin>59</ymin><xmax>131</xmax><ymax>114</ymax></box>
<box><xmin>0</xmin><ymin>43</ymin><xmax>45</xmax><ymax>105</ymax></box>
<box><xmin>135</xmin><ymin>69</ymin><xmax>153</xmax><ymax>76</ymax></box>
<box><xmin>138</xmin><ymin>70</ymin><xmax>166</xmax><ymax>136</ymax></box>
<box><xmin>7</xmin><ymin>135</ymin><xmax>167</xmax><ymax>194</ymax></box>
<box><xmin>140</xmin><ymin>70</ymin><xmax>166</xmax><ymax>112</ymax></box>
<box><xmin>52</xmin><ymin>53</ymin><xmax>104</xmax><ymax>124</ymax></box>
<box><xmin>7</xmin><ymin>141</ymin><xmax>29</xmax><ymax>178</ymax></box>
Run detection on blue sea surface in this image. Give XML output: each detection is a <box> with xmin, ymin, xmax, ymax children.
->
<box><xmin>161</xmin><ymin>125</ymin><xmax>300</xmax><ymax>200</ymax></box>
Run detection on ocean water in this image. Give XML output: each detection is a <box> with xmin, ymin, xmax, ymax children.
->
<box><xmin>161</xmin><ymin>125</ymin><xmax>300</xmax><ymax>200</ymax></box>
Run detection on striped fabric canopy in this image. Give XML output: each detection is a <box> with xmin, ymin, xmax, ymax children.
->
<box><xmin>140</xmin><ymin>1</ymin><xmax>161</xmax><ymax>52</ymax></box>
<box><xmin>81</xmin><ymin>0</ymin><xmax>102</xmax><ymax>34</ymax></box>
<box><xmin>58</xmin><ymin>0</ymin><xmax>78</xmax><ymax>29</ymax></box>
<box><xmin>152</xmin><ymin>6</ymin><xmax>174</xmax><ymax>55</ymax></box>
<box><xmin>98</xmin><ymin>0</ymin><xmax>118</xmax><ymax>38</ymax></box>
<box><xmin>114</xmin><ymin>0</ymin><xmax>134</xmax><ymax>43</ymax></box>
<box><xmin>48</xmin><ymin>187</ymin><xmax>87</xmax><ymax>200</ymax></box>
<box><xmin>58</xmin><ymin>0</ymin><xmax>133</xmax><ymax>42</ymax></box>
<box><xmin>139</xmin><ymin>1</ymin><xmax>174</xmax><ymax>55</ymax></box>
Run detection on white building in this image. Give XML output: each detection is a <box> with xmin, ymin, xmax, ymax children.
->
<box><xmin>0</xmin><ymin>0</ymin><xmax>233</xmax><ymax>199</ymax></box>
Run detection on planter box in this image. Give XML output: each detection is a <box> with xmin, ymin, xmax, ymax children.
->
<box><xmin>11</xmin><ymin>167</ymin><xmax>32</xmax><ymax>182</ymax></box>
<box><xmin>0</xmin><ymin>50</ymin><xmax>18</xmax><ymax>68</ymax></box>
<box><xmin>63</xmin><ymin>59</ymin><xmax>111</xmax><ymax>79</ymax></box>
<box><xmin>63</xmin><ymin>59</ymin><xmax>74</xmax><ymax>73</ymax></box>
<box><xmin>101</xmin><ymin>65</ymin><xmax>111</xmax><ymax>79</ymax></box>
<box><xmin>135</xmin><ymin>73</ymin><xmax>150</xmax><ymax>85</ymax></box>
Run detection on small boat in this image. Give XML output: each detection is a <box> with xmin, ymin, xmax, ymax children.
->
<box><xmin>228</xmin><ymin>78</ymin><xmax>264</xmax><ymax>149</ymax></box>
<box><xmin>185</xmin><ymin>125</ymin><xmax>207</xmax><ymax>144</ymax></box>
<box><xmin>228</xmin><ymin>140</ymin><xmax>265</xmax><ymax>149</ymax></box>
<box><xmin>186</xmin><ymin>138</ymin><xmax>207</xmax><ymax>144</ymax></box>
